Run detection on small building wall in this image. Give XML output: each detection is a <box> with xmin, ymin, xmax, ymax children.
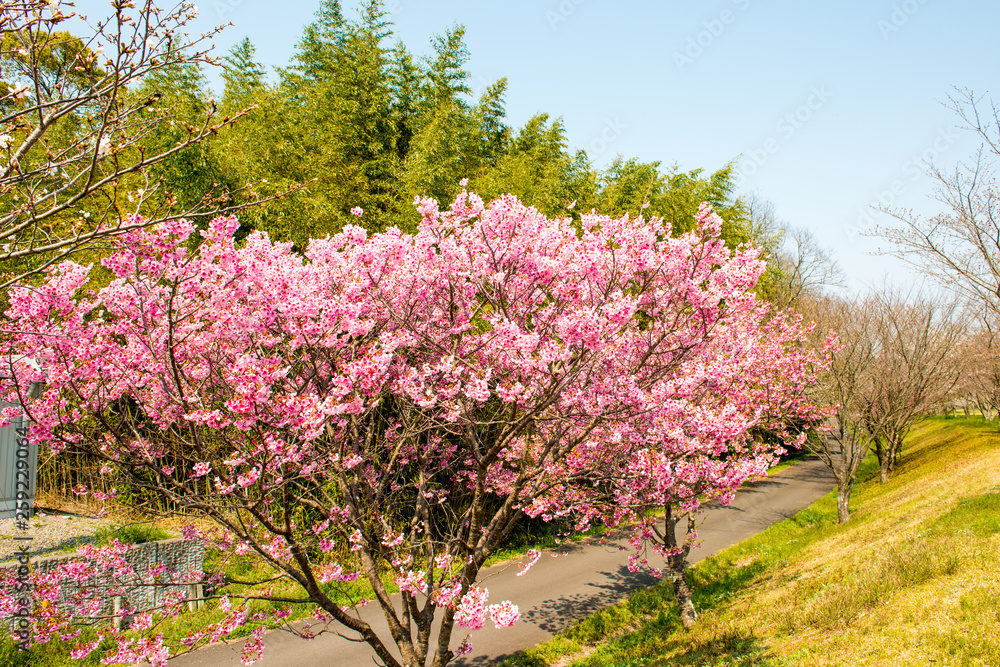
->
<box><xmin>0</xmin><ymin>414</ymin><xmax>37</xmax><ymax>520</ymax></box>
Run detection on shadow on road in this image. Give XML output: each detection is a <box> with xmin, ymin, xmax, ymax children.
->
<box><xmin>790</xmin><ymin>464</ymin><xmax>838</xmax><ymax>483</ymax></box>
<box><xmin>519</xmin><ymin>564</ymin><xmax>660</xmax><ymax>634</ymax></box>
<box><xmin>453</xmin><ymin>564</ymin><xmax>663</xmax><ymax>666</ymax></box>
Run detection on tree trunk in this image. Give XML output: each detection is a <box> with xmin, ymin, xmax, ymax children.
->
<box><xmin>664</xmin><ymin>506</ymin><xmax>698</xmax><ymax>628</ymax></box>
<box><xmin>874</xmin><ymin>440</ymin><xmax>889</xmax><ymax>483</ymax></box>
<box><xmin>837</xmin><ymin>480</ymin><xmax>852</xmax><ymax>523</ymax></box>
<box><xmin>668</xmin><ymin>560</ymin><xmax>698</xmax><ymax>628</ymax></box>
<box><xmin>887</xmin><ymin>437</ymin><xmax>901</xmax><ymax>472</ymax></box>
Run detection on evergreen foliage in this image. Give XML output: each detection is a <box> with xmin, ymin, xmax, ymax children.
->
<box><xmin>32</xmin><ymin>0</ymin><xmax>759</xmax><ymax>252</ymax></box>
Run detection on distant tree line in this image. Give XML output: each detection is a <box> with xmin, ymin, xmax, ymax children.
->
<box><xmin>154</xmin><ymin>0</ymin><xmax>755</xmax><ymax>247</ymax></box>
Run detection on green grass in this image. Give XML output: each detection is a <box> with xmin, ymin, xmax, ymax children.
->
<box><xmin>93</xmin><ymin>522</ymin><xmax>173</xmax><ymax>546</ymax></box>
<box><xmin>486</xmin><ymin>521</ymin><xmax>611</xmax><ymax>566</ymax></box>
<box><xmin>930</xmin><ymin>491</ymin><xmax>1000</xmax><ymax>538</ymax></box>
<box><xmin>0</xmin><ymin>627</ymin><xmax>107</xmax><ymax>667</ymax></box>
<box><xmin>500</xmin><ymin>417</ymin><xmax>1000</xmax><ymax>667</ymax></box>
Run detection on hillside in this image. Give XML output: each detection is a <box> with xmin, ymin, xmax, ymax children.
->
<box><xmin>503</xmin><ymin>417</ymin><xmax>1000</xmax><ymax>667</ymax></box>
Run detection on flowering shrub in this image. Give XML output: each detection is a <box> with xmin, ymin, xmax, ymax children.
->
<box><xmin>0</xmin><ymin>187</ymin><xmax>824</xmax><ymax>666</ymax></box>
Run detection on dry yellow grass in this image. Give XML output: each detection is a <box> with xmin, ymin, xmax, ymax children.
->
<box><xmin>758</xmin><ymin>419</ymin><xmax>1000</xmax><ymax>667</ymax></box>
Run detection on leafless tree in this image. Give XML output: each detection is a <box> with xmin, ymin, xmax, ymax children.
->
<box><xmin>874</xmin><ymin>88</ymin><xmax>1000</xmax><ymax>316</ymax></box>
<box><xmin>803</xmin><ymin>293</ymin><xmax>880</xmax><ymax>523</ymax></box>
<box><xmin>742</xmin><ymin>192</ymin><xmax>844</xmax><ymax>310</ymax></box>
<box><xmin>956</xmin><ymin>312</ymin><xmax>1000</xmax><ymax>421</ymax></box>
<box><xmin>0</xmin><ymin>0</ymin><xmax>269</xmax><ymax>290</ymax></box>
<box><xmin>805</xmin><ymin>287</ymin><xmax>967</xmax><ymax>522</ymax></box>
<box><xmin>863</xmin><ymin>288</ymin><xmax>966</xmax><ymax>482</ymax></box>
<box><xmin>742</xmin><ymin>190</ymin><xmax>783</xmax><ymax>254</ymax></box>
<box><xmin>771</xmin><ymin>225</ymin><xmax>844</xmax><ymax>310</ymax></box>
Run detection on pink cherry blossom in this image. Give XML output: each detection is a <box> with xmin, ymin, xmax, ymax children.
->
<box><xmin>454</xmin><ymin>586</ymin><xmax>489</xmax><ymax>630</ymax></box>
<box><xmin>487</xmin><ymin>601</ymin><xmax>520</xmax><ymax>629</ymax></box>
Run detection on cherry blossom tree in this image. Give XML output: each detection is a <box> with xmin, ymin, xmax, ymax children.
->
<box><xmin>598</xmin><ymin>305</ymin><xmax>825</xmax><ymax>627</ymax></box>
<box><xmin>0</xmin><ymin>188</ymin><xmax>824</xmax><ymax>665</ymax></box>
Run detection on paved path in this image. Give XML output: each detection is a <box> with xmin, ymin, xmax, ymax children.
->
<box><xmin>172</xmin><ymin>457</ymin><xmax>834</xmax><ymax>667</ymax></box>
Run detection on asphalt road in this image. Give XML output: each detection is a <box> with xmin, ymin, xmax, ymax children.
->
<box><xmin>171</xmin><ymin>457</ymin><xmax>835</xmax><ymax>667</ymax></box>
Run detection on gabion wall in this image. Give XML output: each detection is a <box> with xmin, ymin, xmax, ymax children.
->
<box><xmin>3</xmin><ymin>538</ymin><xmax>205</xmax><ymax>628</ymax></box>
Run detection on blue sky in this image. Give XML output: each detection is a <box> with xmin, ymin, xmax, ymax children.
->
<box><xmin>74</xmin><ymin>0</ymin><xmax>1000</xmax><ymax>291</ymax></box>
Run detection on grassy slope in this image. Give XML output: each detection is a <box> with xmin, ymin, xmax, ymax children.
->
<box><xmin>501</xmin><ymin>417</ymin><xmax>1000</xmax><ymax>667</ymax></box>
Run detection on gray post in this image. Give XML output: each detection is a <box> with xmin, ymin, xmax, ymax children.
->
<box><xmin>0</xmin><ymin>403</ymin><xmax>39</xmax><ymax>520</ymax></box>
<box><xmin>113</xmin><ymin>596</ymin><xmax>123</xmax><ymax>630</ymax></box>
